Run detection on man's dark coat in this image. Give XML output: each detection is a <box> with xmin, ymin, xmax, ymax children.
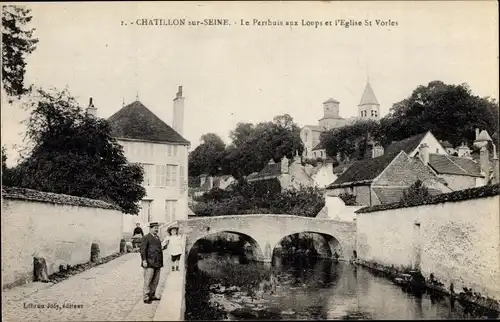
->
<box><xmin>140</xmin><ymin>233</ymin><xmax>164</xmax><ymax>268</ymax></box>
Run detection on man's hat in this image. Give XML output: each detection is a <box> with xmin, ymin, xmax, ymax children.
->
<box><xmin>149</xmin><ymin>222</ymin><xmax>159</xmax><ymax>228</ymax></box>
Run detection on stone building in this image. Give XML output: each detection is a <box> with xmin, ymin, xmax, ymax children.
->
<box><xmin>90</xmin><ymin>86</ymin><xmax>190</xmax><ymax>233</ymax></box>
<box><xmin>300</xmin><ymin>81</ymin><xmax>381</xmax><ymax>159</ymax></box>
<box><xmin>326</xmin><ymin>131</ymin><xmax>494</xmax><ymax>206</ymax></box>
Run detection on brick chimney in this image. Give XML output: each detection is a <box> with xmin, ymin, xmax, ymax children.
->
<box><xmin>86</xmin><ymin>97</ymin><xmax>97</xmax><ymax>117</ymax></box>
<box><xmin>281</xmin><ymin>156</ymin><xmax>289</xmax><ymax>174</ymax></box>
<box><xmin>419</xmin><ymin>143</ymin><xmax>429</xmax><ymax>165</ymax></box>
<box><xmin>480</xmin><ymin>145</ymin><xmax>489</xmax><ymax>178</ymax></box>
<box><xmin>172</xmin><ymin>86</ymin><xmax>185</xmax><ymax>136</ymax></box>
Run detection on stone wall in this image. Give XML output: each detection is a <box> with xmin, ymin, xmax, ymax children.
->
<box><xmin>356</xmin><ymin>184</ymin><xmax>500</xmax><ymax>300</ymax></box>
<box><xmin>1</xmin><ymin>187</ymin><xmax>123</xmax><ymax>289</ymax></box>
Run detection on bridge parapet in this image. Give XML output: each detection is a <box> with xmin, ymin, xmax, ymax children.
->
<box><xmin>179</xmin><ymin>214</ymin><xmax>356</xmax><ymax>262</ymax></box>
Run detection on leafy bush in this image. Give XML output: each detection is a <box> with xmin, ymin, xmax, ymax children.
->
<box><xmin>338</xmin><ymin>193</ymin><xmax>357</xmax><ymax>205</ymax></box>
<box><xmin>192</xmin><ymin>185</ymin><xmax>325</xmax><ymax>217</ymax></box>
<box><xmin>399</xmin><ymin>180</ymin><xmax>431</xmax><ymax>204</ymax></box>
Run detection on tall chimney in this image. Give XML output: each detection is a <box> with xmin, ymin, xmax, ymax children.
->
<box><xmin>86</xmin><ymin>97</ymin><xmax>97</xmax><ymax>117</ymax></box>
<box><xmin>419</xmin><ymin>143</ymin><xmax>429</xmax><ymax>165</ymax></box>
<box><xmin>475</xmin><ymin>128</ymin><xmax>480</xmax><ymax>140</ymax></box>
<box><xmin>172</xmin><ymin>86</ymin><xmax>185</xmax><ymax>136</ymax></box>
<box><xmin>480</xmin><ymin>145</ymin><xmax>489</xmax><ymax>179</ymax></box>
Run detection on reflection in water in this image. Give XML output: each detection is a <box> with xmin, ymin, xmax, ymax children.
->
<box><xmin>186</xmin><ymin>254</ymin><xmax>490</xmax><ymax>320</ymax></box>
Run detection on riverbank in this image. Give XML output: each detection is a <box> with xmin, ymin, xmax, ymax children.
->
<box><xmin>187</xmin><ymin>253</ymin><xmax>486</xmax><ymax>320</ymax></box>
<box><xmin>356</xmin><ymin>259</ymin><xmax>500</xmax><ymax>319</ymax></box>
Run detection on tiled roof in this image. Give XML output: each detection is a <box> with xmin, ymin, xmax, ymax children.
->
<box><xmin>247</xmin><ymin>163</ymin><xmax>282</xmax><ymax>181</ymax></box>
<box><xmin>327</xmin><ymin>152</ymin><xmax>402</xmax><ymax>187</ymax></box>
<box><xmin>384</xmin><ymin>132</ymin><xmax>426</xmax><ymax>155</ymax></box>
<box><xmin>332</xmin><ymin>162</ymin><xmax>354</xmax><ymax>174</ymax></box>
<box><xmin>359</xmin><ymin>82</ymin><xmax>379</xmax><ymax>106</ymax></box>
<box><xmin>428</xmin><ymin>154</ymin><xmax>483</xmax><ymax>177</ymax></box>
<box><xmin>108</xmin><ymin>100</ymin><xmax>189</xmax><ymax>144</ymax></box>
<box><xmin>373</xmin><ymin>186</ymin><xmax>443</xmax><ymax>204</ymax></box>
<box><xmin>323</xmin><ymin>98</ymin><xmax>339</xmax><ymax>104</ymax></box>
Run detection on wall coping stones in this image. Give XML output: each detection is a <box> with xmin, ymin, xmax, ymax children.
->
<box><xmin>1</xmin><ymin>186</ymin><xmax>122</xmax><ymax>211</ymax></box>
<box><xmin>355</xmin><ymin>184</ymin><xmax>500</xmax><ymax>214</ymax></box>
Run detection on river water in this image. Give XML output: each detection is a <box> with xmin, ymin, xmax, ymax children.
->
<box><xmin>185</xmin><ymin>253</ymin><xmax>495</xmax><ymax>320</ymax></box>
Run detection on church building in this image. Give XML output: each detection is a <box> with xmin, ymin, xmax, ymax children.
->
<box><xmin>301</xmin><ymin>81</ymin><xmax>381</xmax><ymax>159</ymax></box>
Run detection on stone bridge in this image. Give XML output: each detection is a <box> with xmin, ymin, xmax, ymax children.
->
<box><xmin>175</xmin><ymin>214</ymin><xmax>356</xmax><ymax>263</ymax></box>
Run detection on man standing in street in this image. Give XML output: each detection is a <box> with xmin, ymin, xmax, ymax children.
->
<box><xmin>140</xmin><ymin>222</ymin><xmax>165</xmax><ymax>304</ymax></box>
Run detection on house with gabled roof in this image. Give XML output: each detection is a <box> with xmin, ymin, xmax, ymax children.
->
<box><xmin>326</xmin><ymin>131</ymin><xmax>452</xmax><ymax>206</ymax></box>
<box><xmin>326</xmin><ymin>130</ymin><xmax>495</xmax><ymax>206</ymax></box>
<box><xmin>246</xmin><ymin>153</ymin><xmax>314</xmax><ymax>191</ymax></box>
<box><xmin>93</xmin><ymin>86</ymin><xmax>190</xmax><ymax>234</ymax></box>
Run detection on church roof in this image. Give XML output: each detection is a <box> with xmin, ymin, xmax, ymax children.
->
<box><xmin>359</xmin><ymin>82</ymin><xmax>379</xmax><ymax>106</ymax></box>
<box><xmin>107</xmin><ymin>100</ymin><xmax>189</xmax><ymax>144</ymax></box>
<box><xmin>323</xmin><ymin>98</ymin><xmax>340</xmax><ymax>104</ymax></box>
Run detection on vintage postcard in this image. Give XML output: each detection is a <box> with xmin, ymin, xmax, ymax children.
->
<box><xmin>1</xmin><ymin>1</ymin><xmax>499</xmax><ymax>321</ymax></box>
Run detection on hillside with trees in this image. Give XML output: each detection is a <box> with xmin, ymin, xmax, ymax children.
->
<box><xmin>320</xmin><ymin>81</ymin><xmax>499</xmax><ymax>163</ymax></box>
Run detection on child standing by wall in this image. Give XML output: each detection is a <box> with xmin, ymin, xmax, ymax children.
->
<box><xmin>164</xmin><ymin>225</ymin><xmax>183</xmax><ymax>271</ymax></box>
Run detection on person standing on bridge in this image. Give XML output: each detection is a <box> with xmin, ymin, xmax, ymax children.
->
<box><xmin>140</xmin><ymin>222</ymin><xmax>166</xmax><ymax>304</ymax></box>
<box><xmin>164</xmin><ymin>225</ymin><xmax>183</xmax><ymax>272</ymax></box>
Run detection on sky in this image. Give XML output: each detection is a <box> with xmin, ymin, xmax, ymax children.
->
<box><xmin>1</xmin><ymin>1</ymin><xmax>499</xmax><ymax>166</ymax></box>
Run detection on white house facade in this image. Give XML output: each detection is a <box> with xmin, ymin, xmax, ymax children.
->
<box><xmin>102</xmin><ymin>86</ymin><xmax>190</xmax><ymax>234</ymax></box>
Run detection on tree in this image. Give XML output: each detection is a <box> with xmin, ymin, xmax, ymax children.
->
<box><xmin>11</xmin><ymin>88</ymin><xmax>146</xmax><ymax>214</ymax></box>
<box><xmin>188</xmin><ymin>133</ymin><xmax>226</xmax><ymax>177</ymax></box>
<box><xmin>320</xmin><ymin>119</ymin><xmax>381</xmax><ymax>162</ymax></box>
<box><xmin>2</xmin><ymin>5</ymin><xmax>39</xmax><ymax>97</ymax></box>
<box><xmin>399</xmin><ymin>180</ymin><xmax>431</xmax><ymax>204</ymax></box>
<box><xmin>221</xmin><ymin>114</ymin><xmax>304</xmax><ymax>179</ymax></box>
<box><xmin>383</xmin><ymin>81</ymin><xmax>499</xmax><ymax>147</ymax></box>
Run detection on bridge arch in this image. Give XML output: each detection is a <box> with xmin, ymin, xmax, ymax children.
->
<box><xmin>186</xmin><ymin>230</ymin><xmax>265</xmax><ymax>262</ymax></box>
<box><xmin>272</xmin><ymin>231</ymin><xmax>344</xmax><ymax>262</ymax></box>
<box><xmin>179</xmin><ymin>214</ymin><xmax>356</xmax><ymax>263</ymax></box>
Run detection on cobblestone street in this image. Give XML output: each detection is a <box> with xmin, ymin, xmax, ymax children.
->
<box><xmin>2</xmin><ymin>252</ymin><xmax>171</xmax><ymax>322</ymax></box>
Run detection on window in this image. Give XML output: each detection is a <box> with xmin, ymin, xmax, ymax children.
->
<box><xmin>165</xmin><ymin>200</ymin><xmax>177</xmax><ymax>223</ymax></box>
<box><xmin>167</xmin><ymin>165</ymin><xmax>178</xmax><ymax>187</ymax></box>
<box><xmin>167</xmin><ymin>145</ymin><xmax>173</xmax><ymax>157</ymax></box>
<box><xmin>141</xmin><ymin>200</ymin><xmax>153</xmax><ymax>223</ymax></box>
<box><xmin>155</xmin><ymin>165</ymin><xmax>167</xmax><ymax>187</ymax></box>
<box><xmin>141</xmin><ymin>163</ymin><xmax>154</xmax><ymax>186</ymax></box>
<box><xmin>173</xmin><ymin>145</ymin><xmax>178</xmax><ymax>156</ymax></box>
